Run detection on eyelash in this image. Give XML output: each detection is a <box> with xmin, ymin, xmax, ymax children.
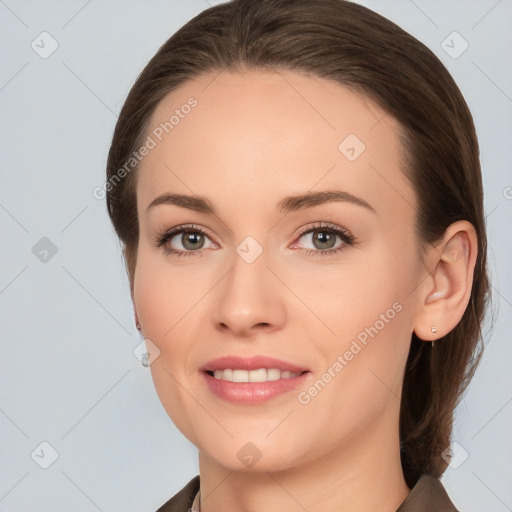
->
<box><xmin>153</xmin><ymin>222</ymin><xmax>356</xmax><ymax>259</ymax></box>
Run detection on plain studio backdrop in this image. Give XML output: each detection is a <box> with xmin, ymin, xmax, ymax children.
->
<box><xmin>1</xmin><ymin>1</ymin><xmax>511</xmax><ymax>511</ymax></box>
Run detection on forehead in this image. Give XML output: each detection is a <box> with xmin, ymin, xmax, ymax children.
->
<box><xmin>137</xmin><ymin>69</ymin><xmax>415</xmax><ymax>221</ymax></box>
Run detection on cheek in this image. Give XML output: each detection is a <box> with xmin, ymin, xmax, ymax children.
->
<box><xmin>303</xmin><ymin>300</ymin><xmax>412</xmax><ymax>435</ymax></box>
<box><xmin>133</xmin><ymin>253</ymin><xmax>198</xmax><ymax>436</ymax></box>
<box><xmin>333</xmin><ymin>241</ymin><xmax>419</xmax><ymax>389</ymax></box>
<box><xmin>133</xmin><ymin>260</ymin><xmax>169</xmax><ymax>337</ymax></box>
<box><xmin>313</xmin><ymin>240</ymin><xmax>418</xmax><ymax>383</ymax></box>
<box><xmin>133</xmin><ymin>249</ymin><xmax>204</xmax><ymax>383</ymax></box>
<box><xmin>133</xmin><ymin>247</ymin><xmax>193</xmax><ymax>337</ymax></box>
<box><xmin>296</xmin><ymin>246</ymin><xmax>415</xmax><ymax>337</ymax></box>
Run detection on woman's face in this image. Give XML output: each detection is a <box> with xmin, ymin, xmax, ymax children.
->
<box><xmin>133</xmin><ymin>69</ymin><xmax>427</xmax><ymax>472</ymax></box>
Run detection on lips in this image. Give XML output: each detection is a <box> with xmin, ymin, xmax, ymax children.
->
<box><xmin>200</xmin><ymin>355</ymin><xmax>309</xmax><ymax>373</ymax></box>
<box><xmin>199</xmin><ymin>356</ymin><xmax>312</xmax><ymax>404</ymax></box>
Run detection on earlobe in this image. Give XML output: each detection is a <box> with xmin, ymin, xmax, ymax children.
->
<box><xmin>413</xmin><ymin>221</ymin><xmax>478</xmax><ymax>342</ymax></box>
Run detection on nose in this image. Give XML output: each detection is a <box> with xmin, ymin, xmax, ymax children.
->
<box><xmin>212</xmin><ymin>246</ymin><xmax>286</xmax><ymax>338</ymax></box>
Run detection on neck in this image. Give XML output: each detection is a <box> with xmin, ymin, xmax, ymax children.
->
<box><xmin>196</xmin><ymin>414</ymin><xmax>410</xmax><ymax>512</ymax></box>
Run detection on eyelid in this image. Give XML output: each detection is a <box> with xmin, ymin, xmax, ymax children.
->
<box><xmin>290</xmin><ymin>222</ymin><xmax>355</xmax><ymax>252</ymax></box>
<box><xmin>293</xmin><ymin>222</ymin><xmax>353</xmax><ymax>242</ymax></box>
<box><xmin>152</xmin><ymin>223</ymin><xmax>216</xmax><ymax>256</ymax></box>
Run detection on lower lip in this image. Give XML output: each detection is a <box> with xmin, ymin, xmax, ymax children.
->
<box><xmin>201</xmin><ymin>371</ymin><xmax>311</xmax><ymax>404</ymax></box>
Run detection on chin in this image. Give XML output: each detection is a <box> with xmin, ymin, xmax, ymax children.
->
<box><xmin>196</xmin><ymin>436</ymin><xmax>307</xmax><ymax>473</ymax></box>
<box><xmin>213</xmin><ymin>452</ymin><xmax>297</xmax><ymax>473</ymax></box>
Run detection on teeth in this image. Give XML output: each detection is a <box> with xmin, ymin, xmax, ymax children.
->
<box><xmin>212</xmin><ymin>368</ymin><xmax>302</xmax><ymax>382</ymax></box>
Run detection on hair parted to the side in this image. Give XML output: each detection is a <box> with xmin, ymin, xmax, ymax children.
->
<box><xmin>105</xmin><ymin>0</ymin><xmax>491</xmax><ymax>488</ymax></box>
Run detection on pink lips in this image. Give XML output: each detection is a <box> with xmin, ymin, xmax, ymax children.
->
<box><xmin>199</xmin><ymin>355</ymin><xmax>311</xmax><ymax>405</ymax></box>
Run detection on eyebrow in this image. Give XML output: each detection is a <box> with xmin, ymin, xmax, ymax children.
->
<box><xmin>146</xmin><ymin>190</ymin><xmax>376</xmax><ymax>215</ymax></box>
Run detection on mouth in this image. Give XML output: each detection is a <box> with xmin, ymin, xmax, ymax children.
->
<box><xmin>199</xmin><ymin>355</ymin><xmax>312</xmax><ymax>404</ymax></box>
<box><xmin>200</xmin><ymin>355</ymin><xmax>310</xmax><ymax>378</ymax></box>
<box><xmin>204</xmin><ymin>368</ymin><xmax>309</xmax><ymax>382</ymax></box>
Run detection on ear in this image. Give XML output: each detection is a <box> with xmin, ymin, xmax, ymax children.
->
<box><xmin>413</xmin><ymin>220</ymin><xmax>478</xmax><ymax>342</ymax></box>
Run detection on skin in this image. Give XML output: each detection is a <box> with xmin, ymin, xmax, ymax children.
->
<box><xmin>131</xmin><ymin>69</ymin><xmax>477</xmax><ymax>512</ymax></box>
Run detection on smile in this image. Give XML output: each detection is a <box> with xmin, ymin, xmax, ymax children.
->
<box><xmin>208</xmin><ymin>368</ymin><xmax>305</xmax><ymax>382</ymax></box>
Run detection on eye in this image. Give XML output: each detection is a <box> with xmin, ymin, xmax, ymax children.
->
<box><xmin>292</xmin><ymin>222</ymin><xmax>356</xmax><ymax>256</ymax></box>
<box><xmin>153</xmin><ymin>224</ymin><xmax>217</xmax><ymax>258</ymax></box>
<box><xmin>153</xmin><ymin>222</ymin><xmax>356</xmax><ymax>258</ymax></box>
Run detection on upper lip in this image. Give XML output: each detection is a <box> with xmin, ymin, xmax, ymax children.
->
<box><xmin>200</xmin><ymin>356</ymin><xmax>309</xmax><ymax>373</ymax></box>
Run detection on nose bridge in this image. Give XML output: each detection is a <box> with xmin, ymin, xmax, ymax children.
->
<box><xmin>226</xmin><ymin>235</ymin><xmax>270</xmax><ymax>308</ymax></box>
<box><xmin>213</xmin><ymin>233</ymin><xmax>285</xmax><ymax>333</ymax></box>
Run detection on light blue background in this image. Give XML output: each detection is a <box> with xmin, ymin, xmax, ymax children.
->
<box><xmin>1</xmin><ymin>1</ymin><xmax>511</xmax><ymax>510</ymax></box>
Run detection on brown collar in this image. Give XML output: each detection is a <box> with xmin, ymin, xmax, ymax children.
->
<box><xmin>156</xmin><ymin>473</ymin><xmax>458</xmax><ymax>511</ymax></box>
<box><xmin>396</xmin><ymin>474</ymin><xmax>459</xmax><ymax>511</ymax></box>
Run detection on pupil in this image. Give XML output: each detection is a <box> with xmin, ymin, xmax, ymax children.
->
<box><xmin>183</xmin><ymin>232</ymin><xmax>203</xmax><ymax>250</ymax></box>
<box><xmin>315</xmin><ymin>230</ymin><xmax>335</xmax><ymax>249</ymax></box>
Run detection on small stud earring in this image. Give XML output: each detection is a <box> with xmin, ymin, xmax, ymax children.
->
<box><xmin>431</xmin><ymin>326</ymin><xmax>437</xmax><ymax>334</ymax></box>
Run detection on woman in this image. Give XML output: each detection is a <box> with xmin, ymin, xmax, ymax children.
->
<box><xmin>105</xmin><ymin>0</ymin><xmax>490</xmax><ymax>510</ymax></box>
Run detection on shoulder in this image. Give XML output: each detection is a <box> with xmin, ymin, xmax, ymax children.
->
<box><xmin>396</xmin><ymin>473</ymin><xmax>459</xmax><ymax>511</ymax></box>
<box><xmin>155</xmin><ymin>475</ymin><xmax>200</xmax><ymax>512</ymax></box>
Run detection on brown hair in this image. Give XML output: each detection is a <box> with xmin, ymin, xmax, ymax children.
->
<box><xmin>105</xmin><ymin>0</ymin><xmax>491</xmax><ymax>488</ymax></box>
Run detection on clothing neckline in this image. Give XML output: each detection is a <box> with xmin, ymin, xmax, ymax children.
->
<box><xmin>156</xmin><ymin>473</ymin><xmax>458</xmax><ymax>511</ymax></box>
